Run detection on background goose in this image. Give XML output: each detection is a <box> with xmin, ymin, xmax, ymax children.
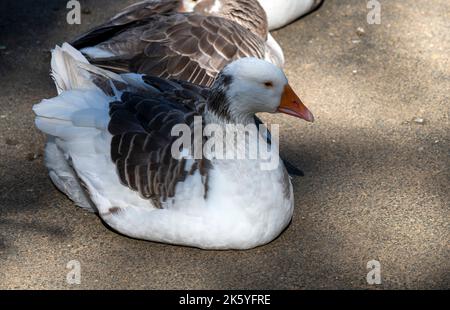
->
<box><xmin>71</xmin><ymin>0</ymin><xmax>284</xmax><ymax>87</ymax></box>
<box><xmin>259</xmin><ymin>0</ymin><xmax>324</xmax><ymax>30</ymax></box>
<box><xmin>33</xmin><ymin>44</ymin><xmax>313</xmax><ymax>249</ymax></box>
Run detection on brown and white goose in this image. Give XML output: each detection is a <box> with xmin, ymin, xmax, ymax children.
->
<box><xmin>70</xmin><ymin>0</ymin><xmax>284</xmax><ymax>87</ymax></box>
<box><xmin>33</xmin><ymin>44</ymin><xmax>313</xmax><ymax>249</ymax></box>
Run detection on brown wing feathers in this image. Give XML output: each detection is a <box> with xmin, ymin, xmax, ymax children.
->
<box><xmin>108</xmin><ymin>78</ymin><xmax>211</xmax><ymax>208</ymax></box>
<box><xmin>73</xmin><ymin>4</ymin><xmax>268</xmax><ymax>205</ymax></box>
<box><xmin>70</xmin><ymin>0</ymin><xmax>182</xmax><ymax>49</ymax></box>
<box><xmin>74</xmin><ymin>14</ymin><xmax>266</xmax><ymax>87</ymax></box>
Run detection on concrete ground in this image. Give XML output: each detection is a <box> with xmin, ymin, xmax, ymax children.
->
<box><xmin>0</xmin><ymin>0</ymin><xmax>448</xmax><ymax>289</ymax></box>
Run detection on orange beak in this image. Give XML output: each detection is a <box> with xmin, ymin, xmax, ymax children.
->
<box><xmin>277</xmin><ymin>84</ymin><xmax>314</xmax><ymax>122</ymax></box>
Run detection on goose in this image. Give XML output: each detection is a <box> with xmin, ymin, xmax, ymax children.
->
<box><xmin>70</xmin><ymin>0</ymin><xmax>285</xmax><ymax>87</ymax></box>
<box><xmin>258</xmin><ymin>0</ymin><xmax>323</xmax><ymax>30</ymax></box>
<box><xmin>71</xmin><ymin>0</ymin><xmax>304</xmax><ymax>176</ymax></box>
<box><xmin>33</xmin><ymin>44</ymin><xmax>314</xmax><ymax>249</ymax></box>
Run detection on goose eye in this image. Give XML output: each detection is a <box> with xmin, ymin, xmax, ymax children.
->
<box><xmin>264</xmin><ymin>81</ymin><xmax>274</xmax><ymax>88</ymax></box>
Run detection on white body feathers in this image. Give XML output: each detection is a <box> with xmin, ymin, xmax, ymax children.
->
<box><xmin>258</xmin><ymin>0</ymin><xmax>321</xmax><ymax>30</ymax></box>
<box><xmin>33</xmin><ymin>44</ymin><xmax>294</xmax><ymax>249</ymax></box>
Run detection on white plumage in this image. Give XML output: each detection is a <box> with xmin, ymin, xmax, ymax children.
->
<box><xmin>33</xmin><ymin>44</ymin><xmax>302</xmax><ymax>249</ymax></box>
<box><xmin>258</xmin><ymin>0</ymin><xmax>322</xmax><ymax>30</ymax></box>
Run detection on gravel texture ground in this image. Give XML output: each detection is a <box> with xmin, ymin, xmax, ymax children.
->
<box><xmin>0</xmin><ymin>0</ymin><xmax>448</xmax><ymax>289</ymax></box>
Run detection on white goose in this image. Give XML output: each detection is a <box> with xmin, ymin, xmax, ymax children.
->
<box><xmin>258</xmin><ymin>0</ymin><xmax>323</xmax><ymax>30</ymax></box>
<box><xmin>33</xmin><ymin>44</ymin><xmax>314</xmax><ymax>249</ymax></box>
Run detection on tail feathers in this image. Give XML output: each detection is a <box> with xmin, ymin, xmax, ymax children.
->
<box><xmin>33</xmin><ymin>89</ymin><xmax>110</xmax><ymax>139</ymax></box>
<box><xmin>34</xmin><ymin>90</ymin><xmax>108</xmax><ymax>120</ymax></box>
<box><xmin>51</xmin><ymin>43</ymin><xmax>92</xmax><ymax>93</ymax></box>
<box><xmin>51</xmin><ymin>43</ymin><xmax>126</xmax><ymax>95</ymax></box>
<box><xmin>37</xmin><ymin>43</ymin><xmax>156</xmax><ymax>140</ymax></box>
<box><xmin>35</xmin><ymin>117</ymin><xmax>98</xmax><ymax>140</ymax></box>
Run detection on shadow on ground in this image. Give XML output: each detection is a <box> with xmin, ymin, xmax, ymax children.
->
<box><xmin>0</xmin><ymin>0</ymin><xmax>448</xmax><ymax>289</ymax></box>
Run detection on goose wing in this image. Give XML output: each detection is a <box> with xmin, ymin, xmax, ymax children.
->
<box><xmin>75</xmin><ymin>14</ymin><xmax>266</xmax><ymax>87</ymax></box>
<box><xmin>71</xmin><ymin>0</ymin><xmax>182</xmax><ymax>49</ymax></box>
<box><xmin>108</xmin><ymin>76</ymin><xmax>211</xmax><ymax>208</ymax></box>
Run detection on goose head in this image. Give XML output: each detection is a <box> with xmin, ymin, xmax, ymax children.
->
<box><xmin>180</xmin><ymin>0</ymin><xmax>268</xmax><ymax>40</ymax></box>
<box><xmin>207</xmin><ymin>58</ymin><xmax>314</xmax><ymax>124</ymax></box>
